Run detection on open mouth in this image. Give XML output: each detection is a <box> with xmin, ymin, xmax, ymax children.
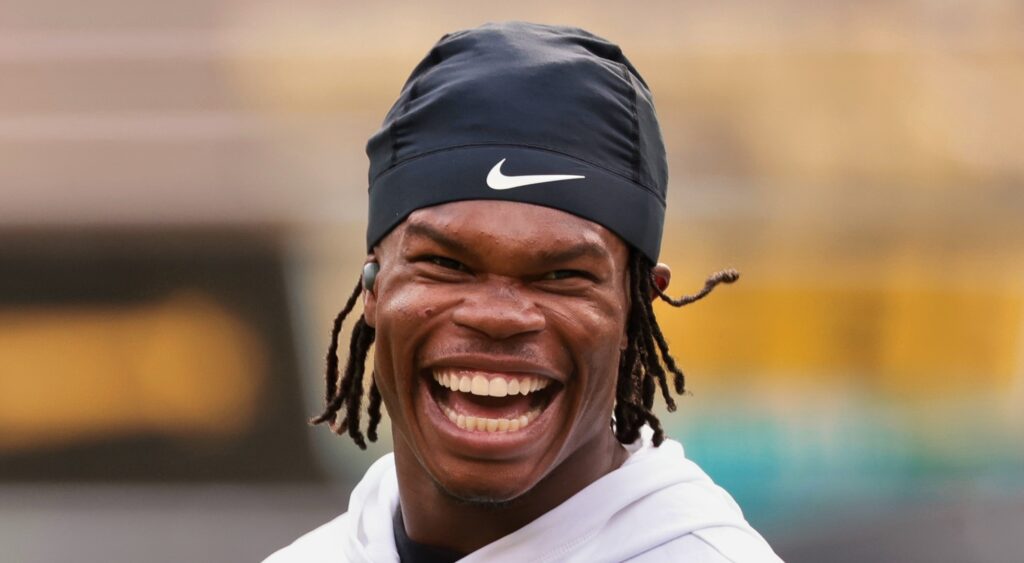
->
<box><xmin>427</xmin><ymin>368</ymin><xmax>561</xmax><ymax>434</ymax></box>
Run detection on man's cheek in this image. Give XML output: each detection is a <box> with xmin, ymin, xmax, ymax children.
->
<box><xmin>384</xmin><ymin>289</ymin><xmax>463</xmax><ymax>334</ymax></box>
<box><xmin>381</xmin><ymin>280</ymin><xmax>438</xmax><ymax>315</ymax></box>
<box><xmin>370</xmin><ymin>353</ymin><xmax>410</xmax><ymax>438</ymax></box>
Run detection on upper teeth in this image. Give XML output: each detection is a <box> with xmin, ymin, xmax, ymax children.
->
<box><xmin>432</xmin><ymin>369</ymin><xmax>552</xmax><ymax>397</ymax></box>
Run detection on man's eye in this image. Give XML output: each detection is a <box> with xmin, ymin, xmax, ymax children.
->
<box><xmin>426</xmin><ymin>256</ymin><xmax>468</xmax><ymax>272</ymax></box>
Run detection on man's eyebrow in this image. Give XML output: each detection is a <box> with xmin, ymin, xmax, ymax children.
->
<box><xmin>403</xmin><ymin>222</ymin><xmax>474</xmax><ymax>256</ymax></box>
<box><xmin>403</xmin><ymin>221</ymin><xmax>610</xmax><ymax>264</ymax></box>
<box><xmin>533</xmin><ymin>240</ymin><xmax>611</xmax><ymax>264</ymax></box>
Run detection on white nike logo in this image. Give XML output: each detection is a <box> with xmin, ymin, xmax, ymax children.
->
<box><xmin>486</xmin><ymin>158</ymin><xmax>585</xmax><ymax>190</ymax></box>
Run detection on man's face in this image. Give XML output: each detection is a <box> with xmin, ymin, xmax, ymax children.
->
<box><xmin>364</xmin><ymin>200</ymin><xmax>631</xmax><ymax>502</ymax></box>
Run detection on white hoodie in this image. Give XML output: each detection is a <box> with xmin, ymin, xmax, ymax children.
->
<box><xmin>265</xmin><ymin>432</ymin><xmax>783</xmax><ymax>562</ymax></box>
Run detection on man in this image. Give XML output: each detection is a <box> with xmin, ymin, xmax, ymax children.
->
<box><xmin>267</xmin><ymin>21</ymin><xmax>782</xmax><ymax>562</ymax></box>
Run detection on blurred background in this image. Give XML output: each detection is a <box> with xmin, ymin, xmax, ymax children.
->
<box><xmin>2</xmin><ymin>1</ymin><xmax>1022</xmax><ymax>561</ymax></box>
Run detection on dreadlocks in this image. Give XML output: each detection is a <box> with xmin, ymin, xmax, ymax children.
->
<box><xmin>310</xmin><ymin>252</ymin><xmax>737</xmax><ymax>449</ymax></box>
<box><xmin>308</xmin><ymin>283</ymin><xmax>378</xmax><ymax>449</ymax></box>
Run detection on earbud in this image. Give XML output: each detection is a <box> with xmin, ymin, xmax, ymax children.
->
<box><xmin>362</xmin><ymin>262</ymin><xmax>380</xmax><ymax>292</ymax></box>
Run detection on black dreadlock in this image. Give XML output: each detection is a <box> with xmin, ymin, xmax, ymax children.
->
<box><xmin>310</xmin><ymin>252</ymin><xmax>737</xmax><ymax>449</ymax></box>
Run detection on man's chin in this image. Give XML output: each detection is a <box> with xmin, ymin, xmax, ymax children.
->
<box><xmin>431</xmin><ymin>478</ymin><xmax>529</xmax><ymax>510</ymax></box>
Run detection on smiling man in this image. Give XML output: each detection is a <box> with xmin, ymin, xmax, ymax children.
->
<box><xmin>266</xmin><ymin>22</ymin><xmax>781</xmax><ymax>563</ymax></box>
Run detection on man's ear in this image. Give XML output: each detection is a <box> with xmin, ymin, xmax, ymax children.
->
<box><xmin>650</xmin><ymin>263</ymin><xmax>671</xmax><ymax>301</ymax></box>
<box><xmin>362</xmin><ymin>255</ymin><xmax>378</xmax><ymax>328</ymax></box>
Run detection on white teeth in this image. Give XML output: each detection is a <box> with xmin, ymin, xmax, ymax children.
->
<box><xmin>442</xmin><ymin>404</ymin><xmax>541</xmax><ymax>433</ymax></box>
<box><xmin>471</xmin><ymin>375</ymin><xmax>489</xmax><ymax>396</ymax></box>
<box><xmin>489</xmin><ymin>377</ymin><xmax>508</xmax><ymax>397</ymax></box>
<box><xmin>432</xmin><ymin>369</ymin><xmax>552</xmax><ymax>397</ymax></box>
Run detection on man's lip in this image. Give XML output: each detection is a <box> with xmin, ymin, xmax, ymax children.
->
<box><xmin>420</xmin><ymin>354</ymin><xmax>565</xmax><ymax>384</ymax></box>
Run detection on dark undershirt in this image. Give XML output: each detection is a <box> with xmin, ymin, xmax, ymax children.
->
<box><xmin>393</xmin><ymin>507</ymin><xmax>468</xmax><ymax>563</ymax></box>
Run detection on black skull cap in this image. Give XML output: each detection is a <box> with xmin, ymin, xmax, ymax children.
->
<box><xmin>365</xmin><ymin>21</ymin><xmax>668</xmax><ymax>262</ymax></box>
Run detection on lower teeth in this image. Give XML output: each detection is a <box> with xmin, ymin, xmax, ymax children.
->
<box><xmin>442</xmin><ymin>405</ymin><xmax>540</xmax><ymax>432</ymax></box>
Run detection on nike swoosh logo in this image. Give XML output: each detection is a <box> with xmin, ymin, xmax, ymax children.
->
<box><xmin>486</xmin><ymin>158</ymin><xmax>585</xmax><ymax>190</ymax></box>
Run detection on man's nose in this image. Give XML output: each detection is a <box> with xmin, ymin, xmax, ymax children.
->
<box><xmin>451</xmin><ymin>282</ymin><xmax>546</xmax><ymax>340</ymax></box>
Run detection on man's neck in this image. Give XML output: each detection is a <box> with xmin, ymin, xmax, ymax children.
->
<box><xmin>393</xmin><ymin>429</ymin><xmax>629</xmax><ymax>555</ymax></box>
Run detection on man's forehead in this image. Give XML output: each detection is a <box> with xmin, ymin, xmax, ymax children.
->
<box><xmin>387</xmin><ymin>200</ymin><xmax>628</xmax><ymax>261</ymax></box>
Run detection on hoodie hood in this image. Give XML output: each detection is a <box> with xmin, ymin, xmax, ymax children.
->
<box><xmin>266</xmin><ymin>430</ymin><xmax>780</xmax><ymax>562</ymax></box>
